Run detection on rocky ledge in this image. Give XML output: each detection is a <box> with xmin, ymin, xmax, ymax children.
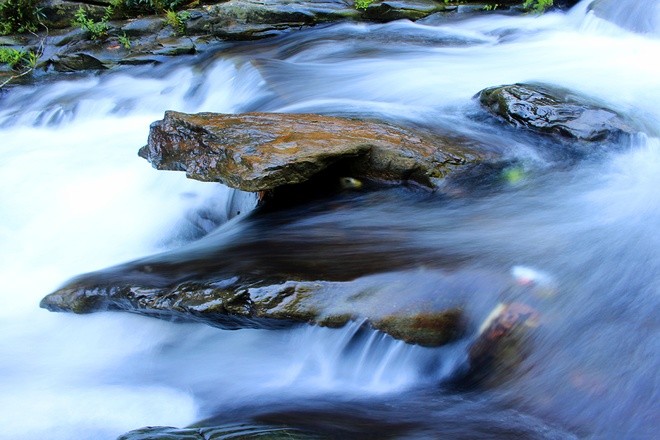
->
<box><xmin>2</xmin><ymin>0</ymin><xmax>535</xmax><ymax>80</ymax></box>
<box><xmin>139</xmin><ymin>111</ymin><xmax>490</xmax><ymax>192</ymax></box>
<box><xmin>42</xmin><ymin>267</ymin><xmax>475</xmax><ymax>347</ymax></box>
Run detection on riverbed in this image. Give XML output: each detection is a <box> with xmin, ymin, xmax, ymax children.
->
<box><xmin>0</xmin><ymin>1</ymin><xmax>658</xmax><ymax>438</ymax></box>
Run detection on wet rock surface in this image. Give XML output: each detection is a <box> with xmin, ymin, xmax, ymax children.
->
<box><xmin>39</xmin><ymin>187</ymin><xmax>527</xmax><ymax>347</ymax></box>
<box><xmin>182</xmin><ymin>0</ymin><xmax>360</xmax><ymax>39</ymax></box>
<box><xmin>478</xmin><ymin>83</ymin><xmax>637</xmax><ymax>142</ymax></box>
<box><xmin>1</xmin><ymin>1</ymin><xmax>535</xmax><ymax>80</ymax></box>
<box><xmin>463</xmin><ymin>301</ymin><xmax>541</xmax><ymax>387</ymax></box>
<box><xmin>139</xmin><ymin>111</ymin><xmax>488</xmax><ymax>192</ymax></box>
<box><xmin>118</xmin><ymin>423</ymin><xmax>323</xmax><ymax>440</ymax></box>
<box><xmin>41</xmin><ymin>265</ymin><xmax>487</xmax><ymax>347</ymax></box>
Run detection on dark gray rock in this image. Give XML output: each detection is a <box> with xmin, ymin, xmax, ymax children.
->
<box><xmin>478</xmin><ymin>83</ymin><xmax>637</xmax><ymax>142</ymax></box>
<box><xmin>118</xmin><ymin>424</ymin><xmax>324</xmax><ymax>440</ymax></box>
<box><xmin>120</xmin><ymin>17</ymin><xmax>166</xmax><ymax>37</ymax></box>
<box><xmin>362</xmin><ymin>0</ymin><xmax>447</xmax><ymax>22</ymax></box>
<box><xmin>184</xmin><ymin>0</ymin><xmax>360</xmax><ymax>39</ymax></box>
<box><xmin>40</xmin><ymin>0</ymin><xmax>108</xmax><ymax>29</ymax></box>
<box><xmin>50</xmin><ymin>52</ymin><xmax>110</xmax><ymax>71</ymax></box>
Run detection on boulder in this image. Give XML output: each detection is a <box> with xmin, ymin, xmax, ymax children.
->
<box><xmin>50</xmin><ymin>52</ymin><xmax>110</xmax><ymax>71</ymax></box>
<box><xmin>138</xmin><ymin>111</ymin><xmax>488</xmax><ymax>192</ymax></box>
<box><xmin>41</xmin><ymin>267</ymin><xmax>491</xmax><ymax>347</ymax></box>
<box><xmin>477</xmin><ymin>83</ymin><xmax>636</xmax><ymax>142</ymax></box>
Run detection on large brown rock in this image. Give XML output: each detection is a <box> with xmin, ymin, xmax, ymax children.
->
<box><xmin>138</xmin><ymin>111</ymin><xmax>486</xmax><ymax>191</ymax></box>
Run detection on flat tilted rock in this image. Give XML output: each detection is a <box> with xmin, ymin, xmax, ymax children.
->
<box><xmin>41</xmin><ymin>267</ymin><xmax>485</xmax><ymax>347</ymax></box>
<box><xmin>478</xmin><ymin>83</ymin><xmax>636</xmax><ymax>142</ymax></box>
<box><xmin>40</xmin><ymin>195</ymin><xmax>524</xmax><ymax>347</ymax></box>
<box><xmin>138</xmin><ymin>111</ymin><xmax>486</xmax><ymax>191</ymax></box>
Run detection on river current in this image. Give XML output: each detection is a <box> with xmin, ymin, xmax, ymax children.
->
<box><xmin>0</xmin><ymin>1</ymin><xmax>658</xmax><ymax>439</ymax></box>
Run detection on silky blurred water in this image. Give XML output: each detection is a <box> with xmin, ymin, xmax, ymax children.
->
<box><xmin>0</xmin><ymin>1</ymin><xmax>658</xmax><ymax>438</ymax></box>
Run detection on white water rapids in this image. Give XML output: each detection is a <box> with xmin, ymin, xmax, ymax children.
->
<box><xmin>0</xmin><ymin>1</ymin><xmax>659</xmax><ymax>438</ymax></box>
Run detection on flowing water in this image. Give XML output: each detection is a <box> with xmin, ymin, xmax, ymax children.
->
<box><xmin>0</xmin><ymin>1</ymin><xmax>659</xmax><ymax>438</ymax></box>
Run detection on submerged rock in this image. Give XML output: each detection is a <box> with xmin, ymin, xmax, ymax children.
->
<box><xmin>118</xmin><ymin>424</ymin><xmax>322</xmax><ymax>440</ymax></box>
<box><xmin>38</xmin><ymin>188</ymin><xmax>524</xmax><ymax>348</ymax></box>
<box><xmin>478</xmin><ymin>83</ymin><xmax>636</xmax><ymax>142</ymax></box>
<box><xmin>139</xmin><ymin>111</ymin><xmax>487</xmax><ymax>192</ymax></box>
<box><xmin>463</xmin><ymin>302</ymin><xmax>540</xmax><ymax>387</ymax></box>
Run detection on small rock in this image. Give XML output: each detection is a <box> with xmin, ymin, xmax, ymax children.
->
<box><xmin>50</xmin><ymin>52</ymin><xmax>109</xmax><ymax>71</ymax></box>
<box><xmin>478</xmin><ymin>83</ymin><xmax>637</xmax><ymax>142</ymax></box>
<box><xmin>463</xmin><ymin>301</ymin><xmax>541</xmax><ymax>387</ymax></box>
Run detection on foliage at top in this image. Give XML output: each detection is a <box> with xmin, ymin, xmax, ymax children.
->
<box><xmin>354</xmin><ymin>0</ymin><xmax>374</xmax><ymax>10</ymax></box>
<box><xmin>122</xmin><ymin>0</ymin><xmax>191</xmax><ymax>13</ymax></box>
<box><xmin>73</xmin><ymin>7</ymin><xmax>110</xmax><ymax>39</ymax></box>
<box><xmin>165</xmin><ymin>9</ymin><xmax>190</xmax><ymax>35</ymax></box>
<box><xmin>0</xmin><ymin>0</ymin><xmax>40</xmax><ymax>35</ymax></box>
<box><xmin>523</xmin><ymin>0</ymin><xmax>553</xmax><ymax>13</ymax></box>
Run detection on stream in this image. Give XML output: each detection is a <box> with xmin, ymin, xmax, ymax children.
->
<box><xmin>0</xmin><ymin>1</ymin><xmax>658</xmax><ymax>438</ymax></box>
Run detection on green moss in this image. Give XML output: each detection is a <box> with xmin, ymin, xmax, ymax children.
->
<box><xmin>354</xmin><ymin>0</ymin><xmax>374</xmax><ymax>10</ymax></box>
<box><xmin>523</xmin><ymin>0</ymin><xmax>553</xmax><ymax>13</ymax></box>
<box><xmin>165</xmin><ymin>9</ymin><xmax>190</xmax><ymax>35</ymax></box>
<box><xmin>317</xmin><ymin>313</ymin><xmax>352</xmax><ymax>328</ymax></box>
<box><xmin>118</xmin><ymin>32</ymin><xmax>131</xmax><ymax>49</ymax></box>
<box><xmin>502</xmin><ymin>166</ymin><xmax>525</xmax><ymax>184</ymax></box>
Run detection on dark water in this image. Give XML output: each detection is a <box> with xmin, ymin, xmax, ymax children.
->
<box><xmin>0</xmin><ymin>1</ymin><xmax>658</xmax><ymax>439</ymax></box>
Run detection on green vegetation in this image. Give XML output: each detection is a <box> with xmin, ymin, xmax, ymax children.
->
<box><xmin>0</xmin><ymin>46</ymin><xmax>38</xmax><ymax>69</ymax></box>
<box><xmin>165</xmin><ymin>9</ymin><xmax>190</xmax><ymax>35</ymax></box>
<box><xmin>354</xmin><ymin>0</ymin><xmax>374</xmax><ymax>10</ymax></box>
<box><xmin>73</xmin><ymin>0</ymin><xmax>193</xmax><ymax>41</ymax></box>
<box><xmin>118</xmin><ymin>33</ymin><xmax>131</xmax><ymax>49</ymax></box>
<box><xmin>523</xmin><ymin>0</ymin><xmax>553</xmax><ymax>13</ymax></box>
<box><xmin>73</xmin><ymin>7</ymin><xmax>109</xmax><ymax>40</ymax></box>
<box><xmin>502</xmin><ymin>166</ymin><xmax>526</xmax><ymax>184</ymax></box>
<box><xmin>0</xmin><ymin>0</ymin><xmax>40</xmax><ymax>35</ymax></box>
<box><xmin>124</xmin><ymin>0</ymin><xmax>190</xmax><ymax>13</ymax></box>
<box><xmin>72</xmin><ymin>0</ymin><xmax>128</xmax><ymax>41</ymax></box>
<box><xmin>0</xmin><ymin>47</ymin><xmax>25</xmax><ymax>68</ymax></box>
